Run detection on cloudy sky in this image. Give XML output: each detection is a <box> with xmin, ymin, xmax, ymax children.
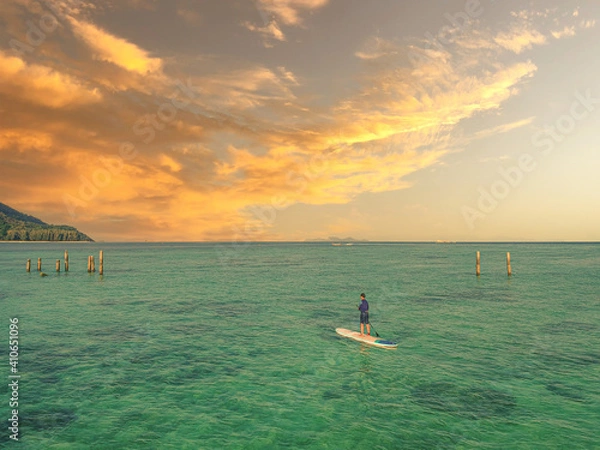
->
<box><xmin>1</xmin><ymin>0</ymin><xmax>599</xmax><ymax>241</ymax></box>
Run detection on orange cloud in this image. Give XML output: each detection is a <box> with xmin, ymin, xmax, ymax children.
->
<box><xmin>471</xmin><ymin>117</ymin><xmax>536</xmax><ymax>141</ymax></box>
<box><xmin>202</xmin><ymin>21</ymin><xmax>540</xmax><ymax>237</ymax></box>
<box><xmin>256</xmin><ymin>0</ymin><xmax>329</xmax><ymax>26</ymax></box>
<box><xmin>494</xmin><ymin>28</ymin><xmax>547</xmax><ymax>53</ymax></box>
<box><xmin>248</xmin><ymin>0</ymin><xmax>329</xmax><ymax>46</ymax></box>
<box><xmin>189</xmin><ymin>65</ymin><xmax>298</xmax><ymax>113</ymax></box>
<box><xmin>159</xmin><ymin>154</ymin><xmax>183</xmax><ymax>172</ymax></box>
<box><xmin>243</xmin><ymin>21</ymin><xmax>286</xmax><ymax>46</ymax></box>
<box><xmin>69</xmin><ymin>18</ymin><xmax>163</xmax><ymax>75</ymax></box>
<box><xmin>0</xmin><ymin>129</ymin><xmax>53</xmax><ymax>152</ymax></box>
<box><xmin>493</xmin><ymin>7</ymin><xmax>594</xmax><ymax>53</ymax></box>
<box><xmin>2</xmin><ymin>3</ymin><xmax>591</xmax><ymax>242</ymax></box>
<box><xmin>0</xmin><ymin>51</ymin><xmax>101</xmax><ymax>108</ymax></box>
<box><xmin>355</xmin><ymin>37</ymin><xmax>399</xmax><ymax>60</ymax></box>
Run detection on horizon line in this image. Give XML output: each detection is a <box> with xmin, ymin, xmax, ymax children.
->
<box><xmin>3</xmin><ymin>240</ymin><xmax>598</xmax><ymax>244</ymax></box>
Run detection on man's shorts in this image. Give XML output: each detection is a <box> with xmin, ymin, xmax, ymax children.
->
<box><xmin>360</xmin><ymin>311</ymin><xmax>369</xmax><ymax>324</ymax></box>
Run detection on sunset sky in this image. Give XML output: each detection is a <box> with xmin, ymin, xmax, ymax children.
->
<box><xmin>1</xmin><ymin>0</ymin><xmax>599</xmax><ymax>241</ymax></box>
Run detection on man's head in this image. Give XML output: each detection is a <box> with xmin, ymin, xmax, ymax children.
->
<box><xmin>360</xmin><ymin>293</ymin><xmax>366</xmax><ymax>300</ymax></box>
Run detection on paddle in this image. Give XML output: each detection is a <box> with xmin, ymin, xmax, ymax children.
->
<box><xmin>369</xmin><ymin>323</ymin><xmax>380</xmax><ymax>338</ymax></box>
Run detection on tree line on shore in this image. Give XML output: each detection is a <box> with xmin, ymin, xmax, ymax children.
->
<box><xmin>0</xmin><ymin>202</ymin><xmax>93</xmax><ymax>241</ymax></box>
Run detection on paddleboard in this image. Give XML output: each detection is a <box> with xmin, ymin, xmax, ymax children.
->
<box><xmin>336</xmin><ymin>328</ymin><xmax>398</xmax><ymax>349</ymax></box>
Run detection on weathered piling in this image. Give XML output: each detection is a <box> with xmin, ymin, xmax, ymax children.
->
<box><xmin>87</xmin><ymin>255</ymin><xmax>91</xmax><ymax>273</ymax></box>
<box><xmin>37</xmin><ymin>258</ymin><xmax>42</xmax><ymax>272</ymax></box>
<box><xmin>56</xmin><ymin>259</ymin><xmax>60</xmax><ymax>272</ymax></box>
<box><xmin>476</xmin><ymin>251</ymin><xmax>481</xmax><ymax>276</ymax></box>
<box><xmin>64</xmin><ymin>250</ymin><xmax>69</xmax><ymax>272</ymax></box>
<box><xmin>91</xmin><ymin>255</ymin><xmax>95</xmax><ymax>272</ymax></box>
<box><xmin>26</xmin><ymin>259</ymin><xmax>31</xmax><ymax>272</ymax></box>
<box><xmin>506</xmin><ymin>252</ymin><xmax>512</xmax><ymax>276</ymax></box>
<box><xmin>99</xmin><ymin>250</ymin><xmax>103</xmax><ymax>275</ymax></box>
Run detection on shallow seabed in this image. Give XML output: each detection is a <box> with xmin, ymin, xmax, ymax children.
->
<box><xmin>1</xmin><ymin>242</ymin><xmax>599</xmax><ymax>449</ymax></box>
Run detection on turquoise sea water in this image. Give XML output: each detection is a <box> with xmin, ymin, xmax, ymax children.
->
<box><xmin>1</xmin><ymin>242</ymin><xmax>599</xmax><ymax>449</ymax></box>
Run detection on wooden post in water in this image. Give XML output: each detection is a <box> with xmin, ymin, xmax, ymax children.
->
<box><xmin>99</xmin><ymin>250</ymin><xmax>103</xmax><ymax>275</ymax></box>
<box><xmin>506</xmin><ymin>252</ymin><xmax>512</xmax><ymax>276</ymax></box>
<box><xmin>87</xmin><ymin>256</ymin><xmax>91</xmax><ymax>273</ymax></box>
<box><xmin>56</xmin><ymin>259</ymin><xmax>60</xmax><ymax>272</ymax></box>
<box><xmin>64</xmin><ymin>250</ymin><xmax>69</xmax><ymax>272</ymax></box>
<box><xmin>26</xmin><ymin>259</ymin><xmax>31</xmax><ymax>272</ymax></box>
<box><xmin>37</xmin><ymin>258</ymin><xmax>42</xmax><ymax>272</ymax></box>
<box><xmin>476</xmin><ymin>251</ymin><xmax>481</xmax><ymax>276</ymax></box>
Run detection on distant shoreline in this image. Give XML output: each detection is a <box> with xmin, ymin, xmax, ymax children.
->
<box><xmin>0</xmin><ymin>241</ymin><xmax>94</xmax><ymax>244</ymax></box>
<box><xmin>0</xmin><ymin>240</ymin><xmax>597</xmax><ymax>244</ymax></box>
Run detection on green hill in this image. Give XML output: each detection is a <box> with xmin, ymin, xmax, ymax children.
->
<box><xmin>0</xmin><ymin>202</ymin><xmax>93</xmax><ymax>241</ymax></box>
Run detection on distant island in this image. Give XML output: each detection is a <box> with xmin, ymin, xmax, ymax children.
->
<box><xmin>0</xmin><ymin>202</ymin><xmax>93</xmax><ymax>241</ymax></box>
<box><xmin>307</xmin><ymin>236</ymin><xmax>369</xmax><ymax>242</ymax></box>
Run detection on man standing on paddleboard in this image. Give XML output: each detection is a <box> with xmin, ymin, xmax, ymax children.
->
<box><xmin>358</xmin><ymin>293</ymin><xmax>370</xmax><ymax>336</ymax></box>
